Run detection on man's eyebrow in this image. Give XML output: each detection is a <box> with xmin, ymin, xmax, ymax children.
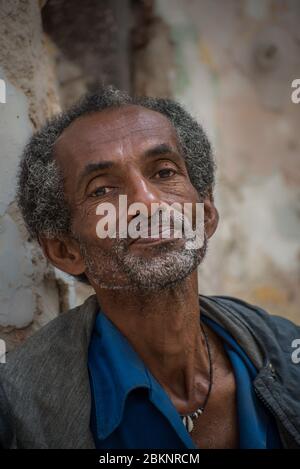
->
<box><xmin>143</xmin><ymin>143</ymin><xmax>178</xmax><ymax>158</ymax></box>
<box><xmin>77</xmin><ymin>144</ymin><xmax>181</xmax><ymax>188</ymax></box>
<box><xmin>77</xmin><ymin>161</ymin><xmax>114</xmax><ymax>189</ymax></box>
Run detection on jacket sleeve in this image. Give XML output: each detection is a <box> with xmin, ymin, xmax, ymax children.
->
<box><xmin>0</xmin><ymin>378</ymin><xmax>16</xmax><ymax>449</ymax></box>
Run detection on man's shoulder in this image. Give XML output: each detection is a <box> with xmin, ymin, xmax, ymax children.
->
<box><xmin>207</xmin><ymin>294</ymin><xmax>300</xmax><ymax>336</ymax></box>
<box><xmin>0</xmin><ymin>293</ymin><xmax>99</xmax><ymax>385</ymax></box>
<box><xmin>0</xmin><ymin>293</ymin><xmax>99</xmax><ymax>449</ymax></box>
<box><xmin>200</xmin><ymin>293</ymin><xmax>300</xmax><ymax>368</ymax></box>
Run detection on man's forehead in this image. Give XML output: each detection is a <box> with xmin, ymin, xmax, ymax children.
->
<box><xmin>54</xmin><ymin>105</ymin><xmax>178</xmax><ymax>161</ymax></box>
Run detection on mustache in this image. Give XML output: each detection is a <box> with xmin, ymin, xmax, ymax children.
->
<box><xmin>116</xmin><ymin>206</ymin><xmax>192</xmax><ymax>240</ymax></box>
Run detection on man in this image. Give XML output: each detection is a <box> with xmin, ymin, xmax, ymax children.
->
<box><xmin>0</xmin><ymin>87</ymin><xmax>299</xmax><ymax>449</ymax></box>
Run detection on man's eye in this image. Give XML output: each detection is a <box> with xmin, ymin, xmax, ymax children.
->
<box><xmin>89</xmin><ymin>187</ymin><xmax>112</xmax><ymax>197</ymax></box>
<box><xmin>154</xmin><ymin>168</ymin><xmax>175</xmax><ymax>179</ymax></box>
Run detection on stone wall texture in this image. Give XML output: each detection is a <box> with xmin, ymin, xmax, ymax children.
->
<box><xmin>0</xmin><ymin>0</ymin><xmax>63</xmax><ymax>351</ymax></box>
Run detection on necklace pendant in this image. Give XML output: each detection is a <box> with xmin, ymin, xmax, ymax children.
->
<box><xmin>182</xmin><ymin>415</ymin><xmax>194</xmax><ymax>433</ymax></box>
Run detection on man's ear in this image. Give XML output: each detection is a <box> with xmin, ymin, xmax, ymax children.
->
<box><xmin>37</xmin><ymin>234</ymin><xmax>86</xmax><ymax>276</ymax></box>
<box><xmin>203</xmin><ymin>192</ymin><xmax>219</xmax><ymax>239</ymax></box>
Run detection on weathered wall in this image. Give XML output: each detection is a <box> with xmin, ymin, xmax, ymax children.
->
<box><xmin>0</xmin><ymin>0</ymin><xmax>64</xmax><ymax>351</ymax></box>
<box><xmin>154</xmin><ymin>0</ymin><xmax>300</xmax><ymax>323</ymax></box>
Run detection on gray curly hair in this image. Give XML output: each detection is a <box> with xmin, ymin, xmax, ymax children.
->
<box><xmin>17</xmin><ymin>86</ymin><xmax>215</xmax><ymax>284</ymax></box>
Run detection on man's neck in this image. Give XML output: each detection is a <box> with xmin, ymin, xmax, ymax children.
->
<box><xmin>94</xmin><ymin>271</ymin><xmax>210</xmax><ymax>408</ymax></box>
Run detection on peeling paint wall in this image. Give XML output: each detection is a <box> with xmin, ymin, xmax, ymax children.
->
<box><xmin>155</xmin><ymin>0</ymin><xmax>300</xmax><ymax>323</ymax></box>
<box><xmin>0</xmin><ymin>0</ymin><xmax>63</xmax><ymax>351</ymax></box>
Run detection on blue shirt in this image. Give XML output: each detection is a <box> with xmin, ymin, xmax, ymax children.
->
<box><xmin>88</xmin><ymin>310</ymin><xmax>282</xmax><ymax>449</ymax></box>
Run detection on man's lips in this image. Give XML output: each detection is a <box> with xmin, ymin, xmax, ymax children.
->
<box><xmin>129</xmin><ymin>226</ymin><xmax>180</xmax><ymax>246</ymax></box>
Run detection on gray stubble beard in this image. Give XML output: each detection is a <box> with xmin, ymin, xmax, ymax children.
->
<box><xmin>77</xmin><ymin>234</ymin><xmax>208</xmax><ymax>293</ymax></box>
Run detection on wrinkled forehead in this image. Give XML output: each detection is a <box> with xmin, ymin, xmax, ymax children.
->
<box><xmin>53</xmin><ymin>105</ymin><xmax>180</xmax><ymax>169</ymax></box>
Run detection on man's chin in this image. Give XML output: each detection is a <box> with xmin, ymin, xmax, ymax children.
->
<box><xmin>117</xmin><ymin>241</ymin><xmax>206</xmax><ymax>292</ymax></box>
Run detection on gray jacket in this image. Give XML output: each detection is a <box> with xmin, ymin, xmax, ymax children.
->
<box><xmin>0</xmin><ymin>293</ymin><xmax>300</xmax><ymax>449</ymax></box>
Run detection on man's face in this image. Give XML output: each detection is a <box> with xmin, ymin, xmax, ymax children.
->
<box><xmin>53</xmin><ymin>105</ymin><xmax>208</xmax><ymax>291</ymax></box>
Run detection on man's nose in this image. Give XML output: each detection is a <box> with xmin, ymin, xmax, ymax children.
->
<box><xmin>126</xmin><ymin>172</ymin><xmax>162</xmax><ymax>215</ymax></box>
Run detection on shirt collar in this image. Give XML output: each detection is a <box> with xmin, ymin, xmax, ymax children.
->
<box><xmin>88</xmin><ymin>310</ymin><xmax>152</xmax><ymax>440</ymax></box>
